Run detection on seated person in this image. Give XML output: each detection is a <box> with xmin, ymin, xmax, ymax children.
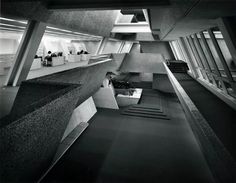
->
<box><xmin>44</xmin><ymin>51</ymin><xmax>52</xmax><ymax>66</ymax></box>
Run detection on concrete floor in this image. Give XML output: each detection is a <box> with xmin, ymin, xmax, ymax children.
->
<box><xmin>42</xmin><ymin>89</ymin><xmax>215</xmax><ymax>183</ymax></box>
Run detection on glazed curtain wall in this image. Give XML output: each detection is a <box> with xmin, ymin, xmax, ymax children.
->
<box><xmin>169</xmin><ymin>30</ymin><xmax>236</xmax><ymax>99</ymax></box>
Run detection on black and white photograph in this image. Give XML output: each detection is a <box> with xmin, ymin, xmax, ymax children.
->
<box><xmin>0</xmin><ymin>0</ymin><xmax>236</xmax><ymax>182</ymax></box>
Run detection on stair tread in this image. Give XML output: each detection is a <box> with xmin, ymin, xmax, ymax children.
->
<box><xmin>132</xmin><ymin>104</ymin><xmax>161</xmax><ymax>109</ymax></box>
<box><xmin>122</xmin><ymin>112</ymin><xmax>170</xmax><ymax>120</ymax></box>
<box><xmin>124</xmin><ymin>110</ymin><xmax>166</xmax><ymax>116</ymax></box>
<box><xmin>126</xmin><ymin>108</ymin><xmax>163</xmax><ymax>113</ymax></box>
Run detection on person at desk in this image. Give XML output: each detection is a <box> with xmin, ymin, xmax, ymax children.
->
<box><xmin>44</xmin><ymin>51</ymin><xmax>52</xmax><ymax>66</ymax></box>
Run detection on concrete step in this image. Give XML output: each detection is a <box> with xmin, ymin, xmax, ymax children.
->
<box><xmin>130</xmin><ymin>104</ymin><xmax>161</xmax><ymax>110</ymax></box>
<box><xmin>126</xmin><ymin>107</ymin><xmax>163</xmax><ymax>113</ymax></box>
<box><xmin>121</xmin><ymin>111</ymin><xmax>170</xmax><ymax>120</ymax></box>
<box><xmin>125</xmin><ymin>109</ymin><xmax>166</xmax><ymax>116</ymax></box>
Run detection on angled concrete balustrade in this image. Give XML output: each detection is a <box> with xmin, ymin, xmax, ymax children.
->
<box><xmin>0</xmin><ymin>59</ymin><xmax>114</xmax><ymax>182</ymax></box>
<box><xmin>0</xmin><ymin>80</ymin><xmax>81</xmax><ymax>182</ymax></box>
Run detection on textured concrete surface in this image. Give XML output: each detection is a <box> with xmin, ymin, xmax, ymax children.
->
<box><xmin>140</xmin><ymin>41</ymin><xmax>175</xmax><ymax>60</ymax></box>
<box><xmin>0</xmin><ymin>1</ymin><xmax>119</xmax><ymax>37</ymax></box>
<box><xmin>119</xmin><ymin>53</ymin><xmax>166</xmax><ymax>73</ymax></box>
<box><xmin>35</xmin><ymin>60</ymin><xmax>114</xmax><ymax>106</ymax></box>
<box><xmin>0</xmin><ymin>81</ymin><xmax>81</xmax><ymax>182</ymax></box>
<box><xmin>110</xmin><ymin>53</ymin><xmax>127</xmax><ymax>71</ymax></box>
<box><xmin>0</xmin><ymin>58</ymin><xmax>115</xmax><ymax>182</ymax></box>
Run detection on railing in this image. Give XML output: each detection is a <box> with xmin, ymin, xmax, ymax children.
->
<box><xmin>163</xmin><ymin>62</ymin><xmax>236</xmax><ymax>183</ymax></box>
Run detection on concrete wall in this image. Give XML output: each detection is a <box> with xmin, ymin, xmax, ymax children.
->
<box><xmin>140</xmin><ymin>41</ymin><xmax>175</xmax><ymax>60</ymax></box>
<box><xmin>119</xmin><ymin>53</ymin><xmax>166</xmax><ymax>74</ymax></box>
<box><xmin>110</xmin><ymin>53</ymin><xmax>127</xmax><ymax>71</ymax></box>
<box><xmin>0</xmin><ymin>81</ymin><xmax>80</xmax><ymax>182</ymax></box>
<box><xmin>35</xmin><ymin>60</ymin><xmax>114</xmax><ymax>106</ymax></box>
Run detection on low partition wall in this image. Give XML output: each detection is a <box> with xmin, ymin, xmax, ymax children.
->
<box><xmin>0</xmin><ymin>81</ymin><xmax>81</xmax><ymax>182</ymax></box>
<box><xmin>163</xmin><ymin>63</ymin><xmax>236</xmax><ymax>183</ymax></box>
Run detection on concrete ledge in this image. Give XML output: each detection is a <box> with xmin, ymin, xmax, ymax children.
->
<box><xmin>163</xmin><ymin>63</ymin><xmax>236</xmax><ymax>183</ymax></box>
<box><xmin>0</xmin><ymin>81</ymin><xmax>81</xmax><ymax>182</ymax></box>
<box><xmin>35</xmin><ymin>59</ymin><xmax>114</xmax><ymax>106</ymax></box>
<box><xmin>38</xmin><ymin>122</ymin><xmax>89</xmax><ymax>183</ymax></box>
<box><xmin>189</xmin><ymin>74</ymin><xmax>236</xmax><ymax>111</ymax></box>
<box><xmin>0</xmin><ymin>58</ymin><xmax>115</xmax><ymax>182</ymax></box>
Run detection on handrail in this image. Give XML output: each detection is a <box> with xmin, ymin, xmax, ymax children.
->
<box><xmin>163</xmin><ymin>62</ymin><xmax>236</xmax><ymax>183</ymax></box>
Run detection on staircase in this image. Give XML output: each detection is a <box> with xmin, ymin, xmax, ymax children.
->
<box><xmin>121</xmin><ymin>104</ymin><xmax>170</xmax><ymax>120</ymax></box>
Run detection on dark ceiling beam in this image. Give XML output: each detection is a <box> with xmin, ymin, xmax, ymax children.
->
<box><xmin>46</xmin><ymin>0</ymin><xmax>170</xmax><ymax>10</ymax></box>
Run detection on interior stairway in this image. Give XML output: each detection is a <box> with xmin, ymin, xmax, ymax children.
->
<box><xmin>121</xmin><ymin>104</ymin><xmax>170</xmax><ymax>120</ymax></box>
<box><xmin>167</xmin><ymin>60</ymin><xmax>189</xmax><ymax>73</ymax></box>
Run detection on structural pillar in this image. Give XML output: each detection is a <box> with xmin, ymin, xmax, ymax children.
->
<box><xmin>178</xmin><ymin>37</ymin><xmax>199</xmax><ymax>78</ymax></box>
<box><xmin>5</xmin><ymin>20</ymin><xmax>46</xmax><ymax>86</ymax></box>
<box><xmin>217</xmin><ymin>17</ymin><xmax>236</xmax><ymax>65</ymax></box>
<box><xmin>208</xmin><ymin>28</ymin><xmax>236</xmax><ymax>93</ymax></box>
<box><xmin>95</xmin><ymin>37</ymin><xmax>108</xmax><ymax>55</ymax></box>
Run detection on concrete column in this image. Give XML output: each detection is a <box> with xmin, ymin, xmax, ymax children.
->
<box><xmin>193</xmin><ymin>34</ymin><xmax>215</xmax><ymax>84</ymax></box>
<box><xmin>95</xmin><ymin>37</ymin><xmax>108</xmax><ymax>55</ymax></box>
<box><xmin>176</xmin><ymin>40</ymin><xmax>186</xmax><ymax>61</ymax></box>
<box><xmin>5</xmin><ymin>20</ymin><xmax>46</xmax><ymax>86</ymax></box>
<box><xmin>178</xmin><ymin>37</ymin><xmax>198</xmax><ymax>78</ymax></box>
<box><xmin>208</xmin><ymin>29</ymin><xmax>236</xmax><ymax>93</ymax></box>
<box><xmin>117</xmin><ymin>41</ymin><xmax>125</xmax><ymax>53</ymax></box>
<box><xmin>187</xmin><ymin>36</ymin><xmax>208</xmax><ymax>80</ymax></box>
<box><xmin>217</xmin><ymin>17</ymin><xmax>236</xmax><ymax>65</ymax></box>
<box><xmin>208</xmin><ymin>29</ymin><xmax>234</xmax><ymax>83</ymax></box>
<box><xmin>199</xmin><ymin>32</ymin><xmax>226</xmax><ymax>91</ymax></box>
<box><xmin>184</xmin><ymin>37</ymin><xmax>202</xmax><ymax>78</ymax></box>
<box><xmin>169</xmin><ymin>41</ymin><xmax>178</xmax><ymax>60</ymax></box>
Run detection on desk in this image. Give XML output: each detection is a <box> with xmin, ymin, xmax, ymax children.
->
<box><xmin>68</xmin><ymin>55</ymin><xmax>81</xmax><ymax>62</ymax></box>
<box><xmin>52</xmin><ymin>56</ymin><xmax>65</xmax><ymax>66</ymax></box>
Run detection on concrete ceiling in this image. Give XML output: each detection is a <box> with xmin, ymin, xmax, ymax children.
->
<box><xmin>0</xmin><ymin>1</ymin><xmax>119</xmax><ymax>37</ymax></box>
<box><xmin>149</xmin><ymin>0</ymin><xmax>236</xmax><ymax>40</ymax></box>
<box><xmin>1</xmin><ymin>0</ymin><xmax>236</xmax><ymax>41</ymax></box>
